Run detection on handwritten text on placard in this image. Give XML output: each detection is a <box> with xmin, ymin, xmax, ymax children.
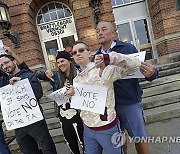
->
<box><xmin>0</xmin><ymin>79</ymin><xmax>44</xmax><ymax>130</ymax></box>
<box><xmin>71</xmin><ymin>83</ymin><xmax>108</xmax><ymax>114</ymax></box>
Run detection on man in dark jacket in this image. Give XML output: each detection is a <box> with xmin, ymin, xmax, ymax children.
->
<box><xmin>0</xmin><ymin>46</ymin><xmax>32</xmax><ymax>154</ymax></box>
<box><xmin>0</xmin><ymin>54</ymin><xmax>57</xmax><ymax>154</ymax></box>
<box><xmin>94</xmin><ymin>21</ymin><xmax>158</xmax><ymax>154</ymax></box>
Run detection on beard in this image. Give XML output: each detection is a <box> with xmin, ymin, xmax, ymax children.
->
<box><xmin>5</xmin><ymin>64</ymin><xmax>16</xmax><ymax>74</ymax></box>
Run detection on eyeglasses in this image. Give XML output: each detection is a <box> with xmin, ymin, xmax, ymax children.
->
<box><xmin>71</xmin><ymin>48</ymin><xmax>87</xmax><ymax>56</ymax></box>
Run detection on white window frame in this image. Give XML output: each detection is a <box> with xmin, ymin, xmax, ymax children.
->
<box><xmin>111</xmin><ymin>0</ymin><xmax>145</xmax><ymax>8</ymax></box>
<box><xmin>36</xmin><ymin>1</ymin><xmax>78</xmax><ymax>70</ymax></box>
<box><xmin>116</xmin><ymin>16</ymin><xmax>156</xmax><ymax>59</ymax></box>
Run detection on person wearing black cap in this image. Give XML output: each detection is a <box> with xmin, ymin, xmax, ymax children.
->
<box><xmin>45</xmin><ymin>51</ymin><xmax>85</xmax><ymax>154</ymax></box>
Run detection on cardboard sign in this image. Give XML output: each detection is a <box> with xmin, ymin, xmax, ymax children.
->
<box><xmin>122</xmin><ymin>51</ymin><xmax>146</xmax><ymax>79</ymax></box>
<box><xmin>47</xmin><ymin>87</ymin><xmax>70</xmax><ymax>106</ymax></box>
<box><xmin>0</xmin><ymin>79</ymin><xmax>44</xmax><ymax>130</ymax></box>
<box><xmin>70</xmin><ymin>83</ymin><xmax>108</xmax><ymax>114</ymax></box>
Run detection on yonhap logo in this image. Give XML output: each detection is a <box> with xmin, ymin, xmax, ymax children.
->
<box><xmin>111</xmin><ymin>131</ymin><xmax>126</xmax><ymax>148</ymax></box>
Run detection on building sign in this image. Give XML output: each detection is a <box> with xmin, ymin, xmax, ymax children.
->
<box><xmin>38</xmin><ymin>17</ymin><xmax>76</xmax><ymax>39</ymax></box>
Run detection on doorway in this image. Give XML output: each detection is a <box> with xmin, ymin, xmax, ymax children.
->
<box><xmin>36</xmin><ymin>2</ymin><xmax>77</xmax><ymax>70</ymax></box>
<box><xmin>42</xmin><ymin>35</ymin><xmax>75</xmax><ymax>70</ymax></box>
<box><xmin>112</xmin><ymin>0</ymin><xmax>157</xmax><ymax>60</ymax></box>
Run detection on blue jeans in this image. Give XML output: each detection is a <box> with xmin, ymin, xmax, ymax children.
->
<box><xmin>83</xmin><ymin>123</ymin><xmax>124</xmax><ymax>154</ymax></box>
<box><xmin>15</xmin><ymin>119</ymin><xmax>57</xmax><ymax>154</ymax></box>
<box><xmin>0</xmin><ymin>124</ymin><xmax>10</xmax><ymax>154</ymax></box>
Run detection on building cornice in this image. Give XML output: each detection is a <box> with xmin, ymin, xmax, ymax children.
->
<box><xmin>155</xmin><ymin>32</ymin><xmax>180</xmax><ymax>45</ymax></box>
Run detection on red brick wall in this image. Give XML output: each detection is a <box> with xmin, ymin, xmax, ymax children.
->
<box><xmin>147</xmin><ymin>0</ymin><xmax>180</xmax><ymax>56</ymax></box>
<box><xmin>0</xmin><ymin>0</ymin><xmax>44</xmax><ymax>67</ymax></box>
<box><xmin>5</xmin><ymin>0</ymin><xmax>179</xmax><ymax>66</ymax></box>
<box><xmin>72</xmin><ymin>0</ymin><xmax>115</xmax><ymax>54</ymax></box>
<box><xmin>0</xmin><ymin>0</ymin><xmax>115</xmax><ymax>67</ymax></box>
<box><xmin>1</xmin><ymin>0</ymin><xmax>72</xmax><ymax>67</ymax></box>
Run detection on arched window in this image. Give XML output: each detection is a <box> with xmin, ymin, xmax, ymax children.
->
<box><xmin>36</xmin><ymin>2</ymin><xmax>77</xmax><ymax>71</ymax></box>
<box><xmin>111</xmin><ymin>0</ymin><xmax>142</xmax><ymax>7</ymax></box>
<box><xmin>37</xmin><ymin>2</ymin><xmax>72</xmax><ymax>24</ymax></box>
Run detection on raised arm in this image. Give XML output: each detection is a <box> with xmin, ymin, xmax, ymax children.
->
<box><xmin>95</xmin><ymin>51</ymin><xmax>140</xmax><ymax>82</ymax></box>
<box><xmin>4</xmin><ymin>46</ymin><xmax>32</xmax><ymax>72</ymax></box>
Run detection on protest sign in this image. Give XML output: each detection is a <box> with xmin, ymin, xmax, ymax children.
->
<box><xmin>0</xmin><ymin>78</ymin><xmax>44</xmax><ymax>130</ymax></box>
<box><xmin>122</xmin><ymin>51</ymin><xmax>146</xmax><ymax>79</ymax></box>
<box><xmin>71</xmin><ymin>83</ymin><xmax>108</xmax><ymax>114</ymax></box>
<box><xmin>47</xmin><ymin>87</ymin><xmax>69</xmax><ymax>106</ymax></box>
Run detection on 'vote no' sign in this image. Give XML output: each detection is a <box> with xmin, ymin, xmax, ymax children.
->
<box><xmin>70</xmin><ymin>83</ymin><xmax>107</xmax><ymax>114</ymax></box>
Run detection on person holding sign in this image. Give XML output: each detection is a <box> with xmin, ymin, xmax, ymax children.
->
<box><xmin>0</xmin><ymin>46</ymin><xmax>32</xmax><ymax>77</ymax></box>
<box><xmin>45</xmin><ymin>51</ymin><xmax>85</xmax><ymax>154</ymax></box>
<box><xmin>0</xmin><ymin>54</ymin><xmax>57</xmax><ymax>154</ymax></box>
<box><xmin>68</xmin><ymin>41</ymin><xmax>141</xmax><ymax>154</ymax></box>
<box><xmin>0</xmin><ymin>45</ymin><xmax>37</xmax><ymax>154</ymax></box>
<box><xmin>95</xmin><ymin>21</ymin><xmax>159</xmax><ymax>154</ymax></box>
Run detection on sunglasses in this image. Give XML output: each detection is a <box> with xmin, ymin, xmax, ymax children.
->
<box><xmin>71</xmin><ymin>48</ymin><xmax>87</xmax><ymax>56</ymax></box>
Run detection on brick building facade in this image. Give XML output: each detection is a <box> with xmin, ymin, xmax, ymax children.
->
<box><xmin>147</xmin><ymin>0</ymin><xmax>180</xmax><ymax>56</ymax></box>
<box><xmin>0</xmin><ymin>0</ymin><xmax>180</xmax><ymax>70</ymax></box>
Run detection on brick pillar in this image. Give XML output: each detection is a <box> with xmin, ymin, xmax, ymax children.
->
<box><xmin>72</xmin><ymin>0</ymin><xmax>115</xmax><ymax>53</ymax></box>
<box><xmin>147</xmin><ymin>0</ymin><xmax>180</xmax><ymax>56</ymax></box>
<box><xmin>0</xmin><ymin>0</ymin><xmax>45</xmax><ymax>68</ymax></box>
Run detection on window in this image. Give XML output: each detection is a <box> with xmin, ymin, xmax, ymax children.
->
<box><xmin>177</xmin><ymin>0</ymin><xmax>180</xmax><ymax>10</ymax></box>
<box><xmin>37</xmin><ymin>2</ymin><xmax>72</xmax><ymax>24</ymax></box>
<box><xmin>111</xmin><ymin>0</ymin><xmax>142</xmax><ymax>7</ymax></box>
<box><xmin>62</xmin><ymin>35</ymin><xmax>75</xmax><ymax>49</ymax></box>
<box><xmin>134</xmin><ymin>19</ymin><xmax>150</xmax><ymax>45</ymax></box>
<box><xmin>117</xmin><ymin>23</ymin><xmax>133</xmax><ymax>43</ymax></box>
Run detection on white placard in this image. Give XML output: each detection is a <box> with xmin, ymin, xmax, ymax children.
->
<box><xmin>122</xmin><ymin>51</ymin><xmax>146</xmax><ymax>79</ymax></box>
<box><xmin>0</xmin><ymin>79</ymin><xmax>44</xmax><ymax>130</ymax></box>
<box><xmin>0</xmin><ymin>40</ymin><xmax>6</xmax><ymax>55</ymax></box>
<box><xmin>47</xmin><ymin>87</ymin><xmax>70</xmax><ymax>106</ymax></box>
<box><xmin>70</xmin><ymin>83</ymin><xmax>108</xmax><ymax>114</ymax></box>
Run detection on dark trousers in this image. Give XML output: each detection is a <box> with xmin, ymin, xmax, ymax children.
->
<box><xmin>0</xmin><ymin>124</ymin><xmax>11</xmax><ymax>154</ymax></box>
<box><xmin>60</xmin><ymin>114</ymin><xmax>85</xmax><ymax>154</ymax></box>
<box><xmin>18</xmin><ymin>134</ymin><xmax>43</xmax><ymax>154</ymax></box>
<box><xmin>15</xmin><ymin>119</ymin><xmax>57</xmax><ymax>154</ymax></box>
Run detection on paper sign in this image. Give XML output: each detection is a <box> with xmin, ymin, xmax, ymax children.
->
<box><xmin>122</xmin><ymin>51</ymin><xmax>146</xmax><ymax>79</ymax></box>
<box><xmin>47</xmin><ymin>87</ymin><xmax>70</xmax><ymax>106</ymax></box>
<box><xmin>0</xmin><ymin>40</ymin><xmax>6</xmax><ymax>55</ymax></box>
<box><xmin>0</xmin><ymin>79</ymin><xmax>44</xmax><ymax>130</ymax></box>
<box><xmin>70</xmin><ymin>83</ymin><xmax>108</xmax><ymax>114</ymax></box>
